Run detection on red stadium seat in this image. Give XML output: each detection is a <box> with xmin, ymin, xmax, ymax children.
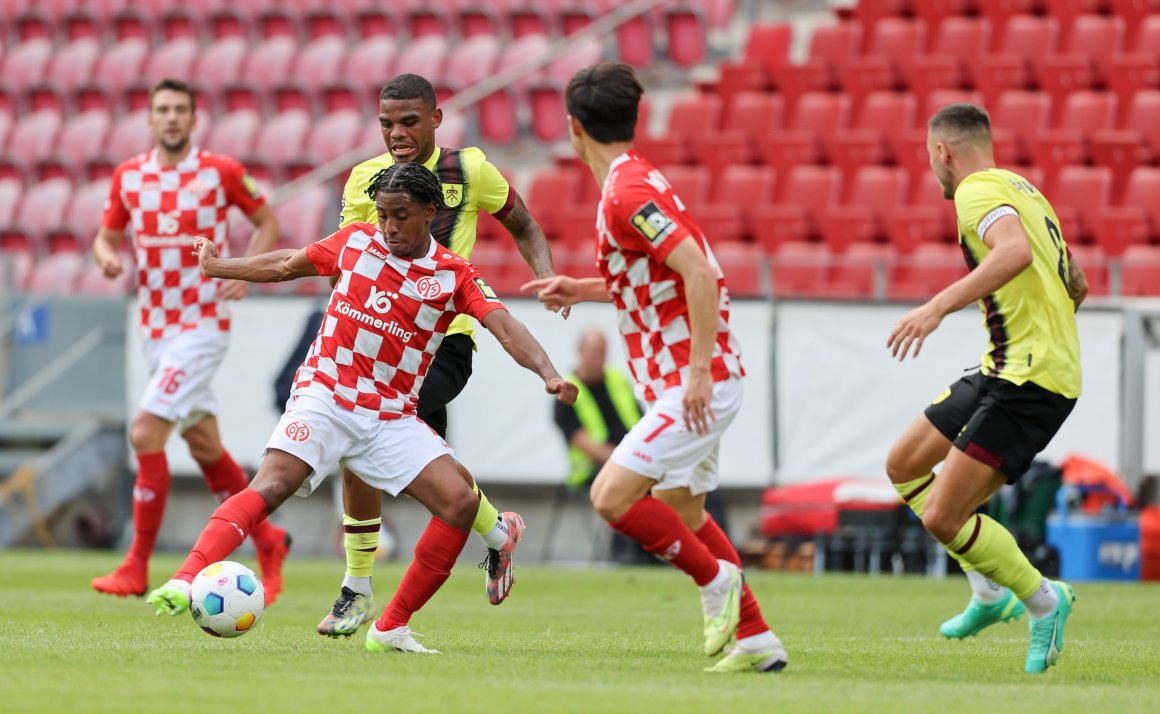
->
<box><xmin>888</xmin><ymin>242</ymin><xmax>968</xmax><ymax>300</ymax></box>
<box><xmin>713</xmin><ymin>241</ymin><xmax>765</xmax><ymax>297</ymax></box>
<box><xmin>207</xmin><ymin>8</ymin><xmax>251</xmax><ymax>41</ymax></box>
<box><xmin>0</xmin><ymin>179</ymin><xmax>24</xmax><ymax>232</ymax></box>
<box><xmin>702</xmin><ymin>92</ymin><xmax>785</xmax><ymax>167</ymax></box>
<box><xmin>50</xmin><ymin>110</ymin><xmax>112</xmax><ymax>178</ymax></box>
<box><xmin>1091</xmin><ymin>90</ymin><xmax>1160</xmax><ymax>197</ymax></box>
<box><xmin>658</xmin><ymin>165</ymin><xmax>710</xmax><ymax>215</ymax></box>
<box><xmin>1039</xmin><ymin>15</ymin><xmax>1125</xmax><ymax>107</ymax></box>
<box><xmin>289</xmin><ymin>36</ymin><xmax>350</xmax><ymax>98</ymax></box>
<box><xmin>89</xmin><ymin>38</ymin><xmax>149</xmax><ymax>101</ymax></box>
<box><xmin>102</xmin><ymin>110</ymin><xmax>153</xmax><ymax>163</ymax></box>
<box><xmin>251</xmin><ymin>110</ymin><xmax>312</xmax><ymax>180</ymax></box>
<box><xmin>26</xmin><ymin>252</ymin><xmax>85</xmax><ymax>295</ymax></box>
<box><xmin>241</xmin><ymin>37</ymin><xmax>297</xmax><ymax>99</ymax></box>
<box><xmin>908</xmin><ymin>17</ymin><xmax>994</xmax><ymax>105</ymax></box>
<box><xmin>274</xmin><ymin>186</ymin><xmax>332</xmax><ymax>250</ymax></box>
<box><xmin>978</xmin><ymin>0</ymin><xmax>1043</xmax><ymax>37</ymax></box>
<box><xmin>842</xmin><ymin>18</ymin><xmax>928</xmax><ymax>106</ymax></box>
<box><xmin>62</xmin><ymin>179</ymin><xmax>109</xmax><ymax>248</ymax></box>
<box><xmin>912</xmin><ymin>0</ymin><xmax>979</xmax><ymax>37</ymax></box>
<box><xmin>143</xmin><ymin>38</ymin><xmax>199</xmax><ymax>88</ymax></box>
<box><xmin>1066</xmin><ymin>243</ymin><xmax>1107</xmax><ymax>295</ymax></box>
<box><xmin>528</xmin><ymin>40</ymin><xmax>602</xmax><ymax>141</ymax></box>
<box><xmin>1094</xmin><ymin>167</ymin><xmax>1160</xmax><ymax>255</ymax></box>
<box><xmin>479</xmin><ymin>34</ymin><xmax>551</xmax><ymax>144</ymax></box>
<box><xmin>205</xmin><ymin>111</ymin><xmax>261</xmax><ymax>161</ymax></box>
<box><xmin>771</xmin><ymin>241</ymin><xmax>832</xmax><ymax>298</ymax></box>
<box><xmin>697</xmin><ymin>165</ymin><xmax>776</xmax><ymax>244</ymax></box>
<box><xmin>393</xmin><ymin>35</ymin><xmax>450</xmax><ymax>86</ymax></box>
<box><xmin>759</xmin><ymin>92</ymin><xmax>851</xmax><ymax>174</ymax></box>
<box><xmin>1031</xmin><ymin>91</ymin><xmax>1116</xmax><ymax>180</ymax></box>
<box><xmin>774</xmin><ymin>22</ymin><xmax>862</xmax><ymax>111</ymax></box>
<box><xmin>44</xmin><ymin>37</ymin><xmax>100</xmax><ymax>97</ymax></box>
<box><xmin>637</xmin><ymin>94</ymin><xmax>721</xmax><ymax>166</ymax></box>
<box><xmin>1120</xmin><ymin>245</ymin><xmax>1160</xmax><ymax>295</ymax></box>
<box><xmin>829</xmin><ymin>91</ymin><xmax>917</xmax><ymax>175</ymax></box>
<box><xmin>297</xmin><ymin>110</ymin><xmax>363</xmax><ymax>170</ymax></box>
<box><xmin>889</xmin><ymin>170</ymin><xmax>958</xmax><ymax>253</ymax></box>
<box><xmin>820</xmin><ymin>166</ymin><xmax>908</xmax><ymax>252</ymax></box>
<box><xmin>256</xmin><ymin>7</ymin><xmax>301</xmax><ymax>41</ymax></box>
<box><xmin>1106</xmin><ymin>15</ymin><xmax>1160</xmax><ymax>106</ymax></box>
<box><xmin>665</xmin><ymin>3</ymin><xmax>709</xmax><ymax>68</ymax></box>
<box><xmin>76</xmin><ymin>259</ymin><xmax>134</xmax><ymax>296</ymax></box>
<box><xmin>823</xmin><ymin>242</ymin><xmax>896</xmax><ymax>299</ymax></box>
<box><xmin>2</xmin><ymin>39</ymin><xmax>53</xmax><ymax>97</ymax></box>
<box><xmin>1049</xmin><ymin>166</ymin><xmax>1113</xmax><ymax>244</ymax></box>
<box><xmin>975</xmin><ymin>15</ymin><xmax>1060</xmax><ymax>107</ymax></box>
<box><xmin>527</xmin><ymin>166</ymin><xmax>581</xmax><ymax>243</ymax></box>
<box><xmin>193</xmin><ymin>38</ymin><xmax>249</xmax><ymax>99</ymax></box>
<box><xmin>5</xmin><ymin>110</ymin><xmax>63</xmax><ymax>174</ymax></box>
<box><xmin>158</xmin><ymin>9</ymin><xmax>200</xmax><ymax>41</ymax></box>
<box><xmin>11</xmin><ymin>178</ymin><xmax>72</xmax><ymax>251</ymax></box>
<box><xmin>615</xmin><ymin>9</ymin><xmax>655</xmax><ymax>68</ymax></box>
<box><xmin>342</xmin><ymin>37</ymin><xmax>398</xmax><ymax>100</ymax></box>
<box><xmin>751</xmin><ymin>165</ymin><xmax>841</xmax><ymax>251</ymax></box>
<box><xmin>991</xmin><ymin>91</ymin><xmax>1051</xmax><ymax>165</ymax></box>
<box><xmin>1044</xmin><ymin>0</ymin><xmax>1107</xmax><ymax>44</ymax></box>
<box><xmin>715</xmin><ymin>23</ymin><xmax>791</xmax><ymax>97</ymax></box>
<box><xmin>353</xmin><ymin>7</ymin><xmax>400</xmax><ymax>39</ymax></box>
<box><xmin>0</xmin><ymin>113</ymin><xmax>14</xmax><ymax>158</ymax></box>
<box><xmin>845</xmin><ymin>0</ymin><xmax>910</xmax><ymax>33</ymax></box>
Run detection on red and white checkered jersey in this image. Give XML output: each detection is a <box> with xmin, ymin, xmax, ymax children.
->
<box><xmin>596</xmin><ymin>151</ymin><xmax>744</xmax><ymax>401</ymax></box>
<box><xmin>294</xmin><ymin>223</ymin><xmax>506</xmax><ymax>420</ymax></box>
<box><xmin>102</xmin><ymin>147</ymin><xmax>266</xmax><ymax>340</ymax></box>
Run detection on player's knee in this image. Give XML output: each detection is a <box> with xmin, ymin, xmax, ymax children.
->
<box><xmin>181</xmin><ymin>430</ymin><xmax>222</xmax><ymax>466</ymax></box>
<box><xmin>921</xmin><ymin>503</ymin><xmax>963</xmax><ymax>545</ymax></box>
<box><xmin>129</xmin><ymin>414</ymin><xmax>166</xmax><ymax>453</ymax></box>
<box><xmin>884</xmin><ymin>444</ymin><xmax>914</xmax><ymax>484</ymax></box>
<box><xmin>442</xmin><ymin>487</ymin><xmax>478</xmax><ymax>531</ymax></box>
<box><xmin>589</xmin><ymin>485</ymin><xmax>627</xmax><ymax>523</ymax></box>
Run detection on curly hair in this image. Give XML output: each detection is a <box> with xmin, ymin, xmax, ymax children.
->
<box><xmin>365</xmin><ymin>163</ymin><xmax>443</xmax><ymax>210</ymax></box>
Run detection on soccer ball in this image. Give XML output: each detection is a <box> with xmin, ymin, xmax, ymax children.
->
<box><xmin>190</xmin><ymin>561</ymin><xmax>265</xmax><ymax>638</ymax></box>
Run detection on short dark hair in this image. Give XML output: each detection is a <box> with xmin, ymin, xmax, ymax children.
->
<box><xmin>928</xmin><ymin>103</ymin><xmax>992</xmax><ymax>143</ymax></box>
<box><xmin>366</xmin><ymin>162</ymin><xmax>443</xmax><ymax>209</ymax></box>
<box><xmin>149</xmin><ymin>78</ymin><xmax>196</xmax><ymax>113</ymax></box>
<box><xmin>380</xmin><ymin>73</ymin><xmax>437</xmax><ymax>109</ymax></box>
<box><xmin>565</xmin><ymin>62</ymin><xmax>644</xmax><ymax>143</ymax></box>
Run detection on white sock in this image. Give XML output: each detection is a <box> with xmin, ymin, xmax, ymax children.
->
<box><xmin>735</xmin><ymin>630</ymin><xmax>775</xmax><ymax>653</ymax></box>
<box><xmin>342</xmin><ymin>576</ymin><xmax>372</xmax><ymax>597</ymax></box>
<box><xmin>701</xmin><ymin>560</ymin><xmax>731</xmax><ymax>592</ymax></box>
<box><xmin>1022</xmin><ymin>577</ymin><xmax>1059</xmax><ymax>618</ymax></box>
<box><xmin>480</xmin><ymin>517</ymin><xmax>510</xmax><ymax>550</ymax></box>
<box><xmin>965</xmin><ymin>571</ymin><xmax>1006</xmax><ymax>604</ymax></box>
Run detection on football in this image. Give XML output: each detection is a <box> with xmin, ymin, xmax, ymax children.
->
<box><xmin>189</xmin><ymin>561</ymin><xmax>266</xmax><ymax>638</ymax></box>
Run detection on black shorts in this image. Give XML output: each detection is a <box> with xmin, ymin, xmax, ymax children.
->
<box><xmin>924</xmin><ymin>372</ymin><xmax>1076</xmax><ymax>482</ymax></box>
<box><xmin>416</xmin><ymin>333</ymin><xmax>474</xmax><ymax>440</ymax></box>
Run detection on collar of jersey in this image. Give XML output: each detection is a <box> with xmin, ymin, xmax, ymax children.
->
<box><xmin>373</xmin><ymin>228</ymin><xmax>438</xmax><ymax>264</ymax></box>
<box><xmin>145</xmin><ymin>145</ymin><xmax>200</xmax><ymax>172</ymax></box>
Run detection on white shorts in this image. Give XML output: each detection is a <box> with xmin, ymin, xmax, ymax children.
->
<box><xmin>139</xmin><ymin>330</ymin><xmax>229</xmax><ymax>432</ymax></box>
<box><xmin>610</xmin><ymin>377</ymin><xmax>743</xmax><ymax>496</ymax></box>
<box><xmin>266</xmin><ymin>392</ymin><xmax>455</xmax><ymax>498</ymax></box>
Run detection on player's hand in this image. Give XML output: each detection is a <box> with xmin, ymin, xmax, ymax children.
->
<box><xmin>530</xmin><ymin>275</ymin><xmax>573</xmax><ymax>319</ymax></box>
<box><xmin>192</xmin><ymin>237</ymin><xmax>218</xmax><ymax>276</ymax></box>
<box><xmin>98</xmin><ymin>253</ymin><xmax>124</xmax><ymax>279</ymax></box>
<box><xmin>522</xmin><ymin>276</ymin><xmax>580</xmax><ymax>311</ymax></box>
<box><xmin>217</xmin><ymin>280</ymin><xmax>249</xmax><ymax>301</ymax></box>
<box><xmin>887</xmin><ymin>302</ymin><xmax>944</xmax><ymax>361</ymax></box>
<box><xmin>682</xmin><ymin>370</ymin><xmax>716</xmax><ymax>436</ymax></box>
<box><xmin>545</xmin><ymin>377</ymin><xmax>578</xmax><ymax>406</ymax></box>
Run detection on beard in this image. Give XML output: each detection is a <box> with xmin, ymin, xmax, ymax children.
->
<box><xmin>158</xmin><ymin>135</ymin><xmax>190</xmax><ymax>153</ymax></box>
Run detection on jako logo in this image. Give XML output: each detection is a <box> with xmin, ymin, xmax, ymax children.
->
<box><xmin>365</xmin><ymin>286</ymin><xmax>396</xmax><ymax>314</ymax></box>
<box><xmin>284</xmin><ymin>421</ymin><xmax>311</xmax><ymax>442</ymax></box>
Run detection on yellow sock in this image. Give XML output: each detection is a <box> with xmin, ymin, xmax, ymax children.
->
<box><xmin>946</xmin><ymin>513</ymin><xmax>1043</xmax><ymax>600</ymax></box>
<box><xmin>343</xmin><ymin>515</ymin><xmax>380</xmax><ymax>579</ymax></box>
<box><xmin>470</xmin><ymin>482</ymin><xmax>500</xmax><ymax>537</ymax></box>
<box><xmin>893</xmin><ymin>473</ymin><xmax>975</xmax><ymax>572</ymax></box>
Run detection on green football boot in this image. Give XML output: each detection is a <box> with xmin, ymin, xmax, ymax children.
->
<box><xmin>1026</xmin><ymin>581</ymin><xmax>1077</xmax><ymax>674</ymax></box>
<box><xmin>146</xmin><ymin>579</ymin><xmax>192</xmax><ymax>616</ymax></box>
<box><xmin>940</xmin><ymin>589</ymin><xmax>1026</xmax><ymax>639</ymax></box>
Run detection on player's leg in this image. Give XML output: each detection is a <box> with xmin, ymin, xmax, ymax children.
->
<box><xmin>315</xmin><ymin>468</ymin><xmax>383</xmax><ymax>637</ymax></box>
<box><xmin>181</xmin><ymin>414</ymin><xmax>291</xmax><ymax>604</ymax></box>
<box><xmin>592</xmin><ymin>378</ymin><xmax>745</xmax><ymax>656</ymax></box>
<box><xmin>92</xmin><ymin>409</ymin><xmax>176</xmax><ymax>596</ymax></box>
<box><xmin>366</xmin><ymin>454</ymin><xmax>476</xmax><ymax>654</ymax></box>
<box><xmin>655</xmin><ymin>485</ymin><xmax>788</xmax><ymax>673</ymax></box>
<box><xmin>887</xmin><ymin>376</ymin><xmax>1020</xmax><ymax>634</ymax></box>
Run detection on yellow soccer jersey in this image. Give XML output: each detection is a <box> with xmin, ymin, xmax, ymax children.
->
<box><xmin>340</xmin><ymin>146</ymin><xmax>514</xmax><ymax>341</ymax></box>
<box><xmin>954</xmin><ymin>168</ymin><xmax>1082</xmax><ymax>398</ymax></box>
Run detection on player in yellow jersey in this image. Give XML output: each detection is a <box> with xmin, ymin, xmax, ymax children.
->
<box><xmin>316</xmin><ymin>74</ymin><xmax>561</xmax><ymax>637</ymax></box>
<box><xmin>885</xmin><ymin>104</ymin><xmax>1088</xmax><ymax>674</ymax></box>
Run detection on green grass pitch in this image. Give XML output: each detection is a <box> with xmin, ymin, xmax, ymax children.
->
<box><xmin>1</xmin><ymin>550</ymin><xmax>1158</xmax><ymax>713</ymax></box>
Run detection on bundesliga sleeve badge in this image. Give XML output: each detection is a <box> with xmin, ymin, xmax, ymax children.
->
<box><xmin>630</xmin><ymin>201</ymin><xmax>677</xmax><ymax>245</ymax></box>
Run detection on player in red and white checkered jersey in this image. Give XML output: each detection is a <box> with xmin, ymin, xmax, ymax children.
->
<box><xmin>524</xmin><ymin>63</ymin><xmax>788</xmax><ymax>674</ymax></box>
<box><xmin>146</xmin><ymin>162</ymin><xmax>577</xmax><ymax>655</ymax></box>
<box><xmin>90</xmin><ymin>79</ymin><xmax>290</xmax><ymax>602</ymax></box>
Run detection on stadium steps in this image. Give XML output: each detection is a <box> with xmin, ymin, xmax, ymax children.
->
<box><xmin>0</xmin><ymin>419</ymin><xmax>126</xmax><ymax>547</ymax></box>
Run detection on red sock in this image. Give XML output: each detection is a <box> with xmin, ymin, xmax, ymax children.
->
<box><xmin>200</xmin><ymin>451</ymin><xmax>280</xmax><ymax>548</ymax></box>
<box><xmin>609</xmin><ymin>495</ymin><xmax>721</xmax><ymax>587</ymax></box>
<box><xmin>377</xmin><ymin>518</ymin><xmax>469</xmax><ymax>630</ymax></box>
<box><xmin>695</xmin><ymin>515</ymin><xmax>769</xmax><ymax>639</ymax></box>
<box><xmin>126</xmin><ymin>452</ymin><xmax>171</xmax><ymax>571</ymax></box>
<box><xmin>175</xmin><ymin>489</ymin><xmax>269</xmax><ymax>582</ymax></box>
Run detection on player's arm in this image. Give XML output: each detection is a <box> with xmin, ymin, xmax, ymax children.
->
<box><xmin>664</xmin><ymin>237</ymin><xmax>722</xmax><ymax>436</ymax></box>
<box><xmin>93</xmin><ymin>227</ymin><xmax>127</xmax><ymax>278</ymax></box>
<box><xmin>480</xmin><ymin>309</ymin><xmax>578</xmax><ymax>405</ymax></box>
<box><xmin>219</xmin><ymin>204</ymin><xmax>282</xmax><ymax>300</ymax></box>
<box><xmin>888</xmin><ymin>213</ymin><xmax>1033</xmax><ymax>360</ymax></box>
<box><xmin>499</xmin><ymin>189</ymin><xmax>555</xmax><ymax>280</ymax></box>
<box><xmin>192</xmin><ymin>237</ymin><xmax>319</xmax><ymax>283</ymax></box>
<box><xmin>520</xmin><ymin>276</ymin><xmax>611</xmax><ymax>308</ymax></box>
<box><xmin>1066</xmin><ymin>253</ymin><xmax>1088</xmax><ymax>310</ymax></box>
<box><xmin>571</xmin><ymin>429</ymin><xmax>615</xmax><ymax>463</ymax></box>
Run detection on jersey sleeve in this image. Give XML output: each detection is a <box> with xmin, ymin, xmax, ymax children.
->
<box><xmin>305</xmin><ymin>224</ymin><xmax>366</xmax><ymax>276</ymax></box>
<box><xmin>453</xmin><ymin>263</ymin><xmax>507</xmax><ymax>322</ymax></box>
<box><xmin>100</xmin><ymin>167</ymin><xmax>130</xmax><ymax>231</ymax></box>
<box><xmin>219</xmin><ymin>156</ymin><xmax>267</xmax><ymax>215</ymax></box>
<box><xmin>474</xmin><ymin>156</ymin><xmax>515</xmax><ymax>220</ymax></box>
<box><xmin>611</xmin><ymin>181</ymin><xmax>694</xmax><ymax>263</ymax></box>
<box><xmin>339</xmin><ymin>165</ymin><xmax>377</xmax><ymax>229</ymax></box>
<box><xmin>955</xmin><ymin>174</ymin><xmax>1017</xmax><ymax>242</ymax></box>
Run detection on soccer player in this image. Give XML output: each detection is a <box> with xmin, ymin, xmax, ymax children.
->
<box><xmin>317</xmin><ymin>73</ymin><xmax>561</xmax><ymax>636</ymax></box>
<box><xmin>523</xmin><ymin>63</ymin><xmax>788</xmax><ymax>674</ymax></box>
<box><xmin>145</xmin><ymin>162</ymin><xmax>578</xmax><ymax>654</ymax></box>
<box><xmin>885</xmin><ymin>103</ymin><xmax>1086</xmax><ymax>674</ymax></box>
<box><xmin>91</xmin><ymin>78</ymin><xmax>291</xmax><ymax>601</ymax></box>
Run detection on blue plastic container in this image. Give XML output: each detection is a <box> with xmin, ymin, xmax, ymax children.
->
<box><xmin>1046</xmin><ymin>487</ymin><xmax>1140</xmax><ymax>582</ymax></box>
